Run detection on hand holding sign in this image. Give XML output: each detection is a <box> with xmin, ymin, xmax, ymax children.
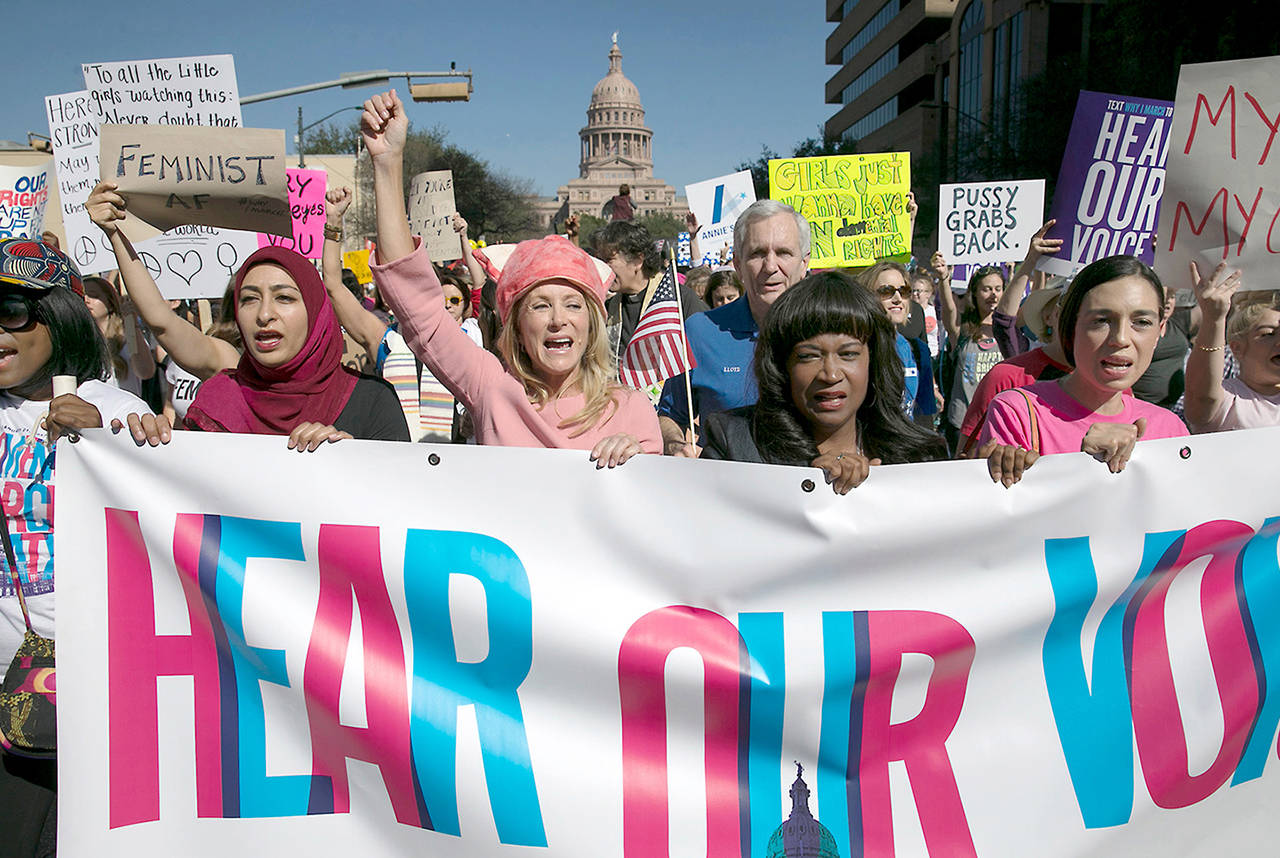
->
<box><xmin>86</xmin><ymin>181</ymin><xmax>128</xmax><ymax>236</ymax></box>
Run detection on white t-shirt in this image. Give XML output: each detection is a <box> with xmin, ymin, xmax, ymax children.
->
<box><xmin>0</xmin><ymin>380</ymin><xmax>150</xmax><ymax>679</ymax></box>
<box><xmin>164</xmin><ymin>359</ymin><xmax>204</xmax><ymax>422</ymax></box>
<box><xmin>1192</xmin><ymin>376</ymin><xmax>1280</xmax><ymax>433</ymax></box>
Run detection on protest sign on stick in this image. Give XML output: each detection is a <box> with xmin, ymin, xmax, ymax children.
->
<box><xmin>684</xmin><ymin>170</ymin><xmax>755</xmax><ymax>265</ymax></box>
<box><xmin>343</xmin><ymin>248</ymin><xmax>373</xmax><ymax>284</ymax></box>
<box><xmin>1156</xmin><ymin>55</ymin><xmax>1280</xmax><ymax>289</ymax></box>
<box><xmin>100</xmin><ymin>125</ymin><xmax>289</xmax><ymax>238</ymax></box>
<box><xmin>1040</xmin><ymin>91</ymin><xmax>1174</xmax><ymax>277</ymax></box>
<box><xmin>408</xmin><ymin>170</ymin><xmax>460</xmax><ymax>263</ymax></box>
<box><xmin>82</xmin><ymin>54</ymin><xmax>258</xmax><ymax>298</ymax></box>
<box><xmin>45</xmin><ymin>91</ymin><xmax>110</xmax><ymax>271</ymax></box>
<box><xmin>938</xmin><ymin>180</ymin><xmax>1044</xmax><ymax>264</ymax></box>
<box><xmin>768</xmin><ymin>153</ymin><xmax>911</xmax><ymax>268</ymax></box>
<box><xmin>257</xmin><ymin>168</ymin><xmax>326</xmax><ymax>258</ymax></box>
<box><xmin>0</xmin><ymin>163</ymin><xmax>51</xmax><ymax>240</ymax></box>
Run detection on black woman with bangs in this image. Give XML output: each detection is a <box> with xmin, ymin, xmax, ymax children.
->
<box><xmin>702</xmin><ymin>271</ymin><xmax>947</xmax><ymax>493</ymax></box>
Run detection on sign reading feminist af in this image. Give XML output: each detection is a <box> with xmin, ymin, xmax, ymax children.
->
<box><xmin>1040</xmin><ymin>90</ymin><xmax>1174</xmax><ymax>277</ymax></box>
<box><xmin>55</xmin><ymin>428</ymin><xmax>1280</xmax><ymax>858</ymax></box>
<box><xmin>768</xmin><ymin>153</ymin><xmax>911</xmax><ymax>268</ymax></box>
<box><xmin>1156</xmin><ymin>55</ymin><xmax>1280</xmax><ymax>288</ymax></box>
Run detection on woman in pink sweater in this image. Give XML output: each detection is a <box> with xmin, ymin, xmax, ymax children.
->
<box><xmin>978</xmin><ymin>255</ymin><xmax>1187</xmax><ymax>485</ymax></box>
<box><xmin>362</xmin><ymin>90</ymin><xmax>659</xmax><ymax>466</ymax></box>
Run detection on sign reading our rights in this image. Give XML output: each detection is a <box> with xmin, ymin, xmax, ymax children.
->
<box><xmin>1040</xmin><ymin>90</ymin><xmax>1174</xmax><ymax>277</ymax></box>
<box><xmin>56</xmin><ymin>428</ymin><xmax>1280</xmax><ymax>858</ymax></box>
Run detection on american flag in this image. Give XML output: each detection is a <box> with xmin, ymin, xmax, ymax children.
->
<box><xmin>618</xmin><ymin>266</ymin><xmax>696</xmax><ymax>390</ymax></box>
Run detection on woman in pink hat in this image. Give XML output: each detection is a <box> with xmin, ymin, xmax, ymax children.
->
<box><xmin>360</xmin><ymin>90</ymin><xmax>660</xmax><ymax>466</ymax></box>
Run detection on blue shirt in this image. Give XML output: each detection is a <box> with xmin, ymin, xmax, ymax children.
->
<box><xmin>658</xmin><ymin>296</ymin><xmax>758</xmax><ymax>428</ymax></box>
<box><xmin>896</xmin><ymin>333</ymin><xmax>919</xmax><ymax>417</ymax></box>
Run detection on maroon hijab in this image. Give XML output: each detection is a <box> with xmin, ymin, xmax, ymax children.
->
<box><xmin>185</xmin><ymin>246</ymin><xmax>358</xmax><ymax>434</ymax></box>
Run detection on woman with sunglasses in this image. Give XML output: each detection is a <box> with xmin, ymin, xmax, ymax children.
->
<box><xmin>933</xmin><ymin>255</ymin><xmax>1006</xmax><ymax>454</ymax></box>
<box><xmin>702</xmin><ymin>271</ymin><xmax>946</xmax><ymax>493</ymax></box>
<box><xmin>860</xmin><ymin>261</ymin><xmax>937</xmax><ymax>424</ymax></box>
<box><xmin>0</xmin><ymin>237</ymin><xmax>167</xmax><ymax>857</ymax></box>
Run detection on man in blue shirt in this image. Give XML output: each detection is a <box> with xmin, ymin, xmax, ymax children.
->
<box><xmin>658</xmin><ymin>200</ymin><xmax>811</xmax><ymax>455</ymax></box>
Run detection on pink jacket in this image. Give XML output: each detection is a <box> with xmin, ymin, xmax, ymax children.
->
<box><xmin>371</xmin><ymin>242</ymin><xmax>661</xmax><ymax>452</ymax></box>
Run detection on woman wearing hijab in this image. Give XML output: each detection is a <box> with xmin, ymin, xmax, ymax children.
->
<box><xmin>185</xmin><ymin>246</ymin><xmax>409</xmax><ymax>448</ymax></box>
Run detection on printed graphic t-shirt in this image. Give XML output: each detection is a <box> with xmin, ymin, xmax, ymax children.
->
<box><xmin>0</xmin><ymin>380</ymin><xmax>149</xmax><ymax>680</ymax></box>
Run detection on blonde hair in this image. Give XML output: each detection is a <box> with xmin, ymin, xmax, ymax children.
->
<box><xmin>497</xmin><ymin>289</ymin><xmax>619</xmax><ymax>437</ymax></box>
<box><xmin>1227</xmin><ymin>291</ymin><xmax>1280</xmax><ymax>345</ymax></box>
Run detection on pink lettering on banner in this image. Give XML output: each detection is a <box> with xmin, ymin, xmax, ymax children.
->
<box><xmin>302</xmin><ymin>524</ymin><xmax>420</xmax><ymax>825</ymax></box>
<box><xmin>105</xmin><ymin>509</ymin><xmax>225</xmax><ymax>828</ymax></box>
<box><xmin>1128</xmin><ymin>520</ymin><xmax>1260</xmax><ymax>808</ymax></box>
<box><xmin>618</xmin><ymin>606</ymin><xmax>747</xmax><ymax>858</ymax></box>
<box><xmin>859</xmin><ymin>611</ymin><xmax>977</xmax><ymax>858</ymax></box>
<box><xmin>257</xmin><ymin>168</ymin><xmax>326</xmax><ymax>258</ymax></box>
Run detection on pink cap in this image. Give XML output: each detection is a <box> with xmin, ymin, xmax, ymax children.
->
<box><xmin>495</xmin><ymin>235</ymin><xmax>607</xmax><ymax>323</ymax></box>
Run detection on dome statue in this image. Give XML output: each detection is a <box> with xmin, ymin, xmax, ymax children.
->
<box><xmin>764</xmin><ymin>764</ymin><xmax>842</xmax><ymax>858</ymax></box>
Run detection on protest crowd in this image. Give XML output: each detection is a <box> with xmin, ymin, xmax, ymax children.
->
<box><xmin>3</xmin><ymin>52</ymin><xmax>1280</xmax><ymax>857</ymax></box>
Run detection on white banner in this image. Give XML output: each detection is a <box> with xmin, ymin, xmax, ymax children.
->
<box><xmin>56</xmin><ymin>430</ymin><xmax>1280</xmax><ymax>858</ymax></box>
<box><xmin>80</xmin><ymin>54</ymin><xmax>259</xmax><ymax>298</ymax></box>
<box><xmin>938</xmin><ymin>180</ymin><xmax>1044</xmax><ymax>264</ymax></box>
<box><xmin>685</xmin><ymin>170</ymin><xmax>755</xmax><ymax>265</ymax></box>
<box><xmin>1157</xmin><ymin>55</ymin><xmax>1280</xmax><ymax>289</ymax></box>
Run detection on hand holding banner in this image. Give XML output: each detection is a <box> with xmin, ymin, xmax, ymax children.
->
<box><xmin>100</xmin><ymin>125</ymin><xmax>289</xmax><ymax>238</ymax></box>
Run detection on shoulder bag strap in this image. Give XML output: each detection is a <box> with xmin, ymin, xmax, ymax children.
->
<box><xmin>1014</xmin><ymin>388</ymin><xmax>1041</xmax><ymax>455</ymax></box>
<box><xmin>0</xmin><ymin>513</ymin><xmax>33</xmax><ymax>633</ymax></box>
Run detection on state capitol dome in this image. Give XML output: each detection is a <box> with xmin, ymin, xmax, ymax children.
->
<box><xmin>590</xmin><ymin>46</ymin><xmax>641</xmax><ymax>108</ymax></box>
<box><xmin>765</xmin><ymin>765</ymin><xmax>841</xmax><ymax>858</ymax></box>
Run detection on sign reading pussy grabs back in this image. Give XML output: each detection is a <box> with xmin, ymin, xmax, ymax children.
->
<box><xmin>55</xmin><ymin>431</ymin><xmax>1280</xmax><ymax>857</ymax></box>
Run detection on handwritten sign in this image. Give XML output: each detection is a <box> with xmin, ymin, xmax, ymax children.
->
<box><xmin>343</xmin><ymin>248</ymin><xmax>373</xmax><ymax>284</ymax></box>
<box><xmin>408</xmin><ymin>170</ymin><xmax>459</xmax><ymax>263</ymax></box>
<box><xmin>100</xmin><ymin>125</ymin><xmax>288</xmax><ymax>237</ymax></box>
<box><xmin>685</xmin><ymin>170</ymin><xmax>755</xmax><ymax>265</ymax></box>
<box><xmin>0</xmin><ymin>163</ymin><xmax>51</xmax><ymax>240</ymax></box>
<box><xmin>1156</xmin><ymin>55</ymin><xmax>1280</xmax><ymax>289</ymax></box>
<box><xmin>257</xmin><ymin>168</ymin><xmax>325</xmax><ymax>257</ymax></box>
<box><xmin>768</xmin><ymin>153</ymin><xmax>911</xmax><ymax>268</ymax></box>
<box><xmin>44</xmin><ymin>91</ymin><xmax>109</xmax><ymax>271</ymax></box>
<box><xmin>82</xmin><ymin>55</ymin><xmax>259</xmax><ymax>299</ymax></box>
<box><xmin>1041</xmin><ymin>91</ymin><xmax>1174</xmax><ymax>277</ymax></box>
<box><xmin>938</xmin><ymin>179</ymin><xmax>1044</xmax><ymax>264</ymax></box>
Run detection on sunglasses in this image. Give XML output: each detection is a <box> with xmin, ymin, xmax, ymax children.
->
<box><xmin>0</xmin><ymin>294</ymin><xmax>37</xmax><ymax>333</ymax></box>
<box><xmin>444</xmin><ymin>296</ymin><xmax>464</xmax><ymax>307</ymax></box>
<box><xmin>876</xmin><ymin>284</ymin><xmax>911</xmax><ymax>299</ymax></box>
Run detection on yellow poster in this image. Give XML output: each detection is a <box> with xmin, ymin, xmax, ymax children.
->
<box><xmin>768</xmin><ymin>153</ymin><xmax>911</xmax><ymax>268</ymax></box>
<box><xmin>343</xmin><ymin>248</ymin><xmax>373</xmax><ymax>284</ymax></box>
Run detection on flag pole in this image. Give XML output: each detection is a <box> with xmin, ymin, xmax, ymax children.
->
<box><xmin>668</xmin><ymin>246</ymin><xmax>697</xmax><ymax>448</ymax></box>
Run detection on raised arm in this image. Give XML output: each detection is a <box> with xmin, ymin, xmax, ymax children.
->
<box><xmin>87</xmin><ymin>181</ymin><xmax>239</xmax><ymax>379</ymax></box>
<box><xmin>452</xmin><ymin>212</ymin><xmax>488</xmax><ymax>291</ymax></box>
<box><xmin>321</xmin><ymin>186</ymin><xmax>387</xmax><ymax>362</ymax></box>
<box><xmin>1000</xmin><ymin>220</ymin><xmax>1062</xmax><ymax>318</ymax></box>
<box><xmin>1184</xmin><ymin>261</ymin><xmax>1243</xmax><ymax>429</ymax></box>
<box><xmin>686</xmin><ymin>211</ymin><xmax>702</xmax><ymax>266</ymax></box>
<box><xmin>932</xmin><ymin>251</ymin><xmax>960</xmax><ymax>342</ymax></box>
<box><xmin>361</xmin><ymin>90</ymin><xmax>413</xmax><ymax>264</ymax></box>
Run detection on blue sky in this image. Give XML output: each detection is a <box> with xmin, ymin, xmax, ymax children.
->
<box><xmin>5</xmin><ymin>0</ymin><xmax>834</xmax><ymax>197</ymax></box>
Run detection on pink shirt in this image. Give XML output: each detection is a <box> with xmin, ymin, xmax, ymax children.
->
<box><xmin>978</xmin><ymin>379</ymin><xmax>1187</xmax><ymax>454</ymax></box>
<box><xmin>1191</xmin><ymin>376</ymin><xmax>1280</xmax><ymax>433</ymax></box>
<box><xmin>372</xmin><ymin>242</ymin><xmax>661</xmax><ymax>452</ymax></box>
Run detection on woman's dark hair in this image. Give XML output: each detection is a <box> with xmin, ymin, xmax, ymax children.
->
<box><xmin>8</xmin><ymin>286</ymin><xmax>111</xmax><ymax>394</ymax></box>
<box><xmin>706</xmin><ymin>269</ymin><xmax>742</xmax><ymax>299</ymax></box>
<box><xmin>752</xmin><ymin>271</ymin><xmax>946</xmax><ymax>466</ymax></box>
<box><xmin>959</xmin><ymin>264</ymin><xmax>1006</xmax><ymax>336</ymax></box>
<box><xmin>206</xmin><ymin>279</ymin><xmax>242</xmax><ymax>348</ymax></box>
<box><xmin>438</xmin><ymin>270</ymin><xmax>472</xmax><ymax>309</ymax></box>
<box><xmin>1057</xmin><ymin>254</ymin><xmax>1164</xmax><ymax>367</ymax></box>
<box><xmin>595</xmin><ymin>221</ymin><xmax>661</xmax><ymax>278</ymax></box>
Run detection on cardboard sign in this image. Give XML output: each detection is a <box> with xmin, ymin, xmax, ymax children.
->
<box><xmin>938</xmin><ymin>179</ymin><xmax>1045</xmax><ymax>264</ymax></box>
<box><xmin>343</xmin><ymin>248</ymin><xmax>373</xmax><ymax>284</ymax></box>
<box><xmin>1156</xmin><ymin>55</ymin><xmax>1280</xmax><ymax>289</ymax></box>
<box><xmin>684</xmin><ymin>170</ymin><xmax>755</xmax><ymax>265</ymax></box>
<box><xmin>258</xmin><ymin>168</ymin><xmax>326</xmax><ymax>258</ymax></box>
<box><xmin>1040</xmin><ymin>91</ymin><xmax>1174</xmax><ymax>277</ymax></box>
<box><xmin>100</xmin><ymin>125</ymin><xmax>288</xmax><ymax>237</ymax></box>
<box><xmin>768</xmin><ymin>153</ymin><xmax>911</xmax><ymax>268</ymax></box>
<box><xmin>0</xmin><ymin>162</ymin><xmax>51</xmax><ymax>240</ymax></box>
<box><xmin>81</xmin><ymin>54</ymin><xmax>258</xmax><ymax>299</ymax></box>
<box><xmin>408</xmin><ymin>170</ymin><xmax>459</xmax><ymax>262</ymax></box>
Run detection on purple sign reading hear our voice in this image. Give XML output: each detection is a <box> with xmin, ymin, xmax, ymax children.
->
<box><xmin>1040</xmin><ymin>91</ymin><xmax>1175</xmax><ymax>277</ymax></box>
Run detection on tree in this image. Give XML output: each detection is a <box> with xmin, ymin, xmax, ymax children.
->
<box><xmin>305</xmin><ymin>121</ymin><xmax>540</xmax><ymax>244</ymax></box>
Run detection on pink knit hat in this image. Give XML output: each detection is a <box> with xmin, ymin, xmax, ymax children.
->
<box><xmin>494</xmin><ymin>235</ymin><xmax>607</xmax><ymax>323</ymax></box>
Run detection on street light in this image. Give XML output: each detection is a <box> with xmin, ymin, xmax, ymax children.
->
<box><xmin>296</xmin><ymin>106</ymin><xmax>363</xmax><ymax>168</ymax></box>
<box><xmin>240</xmin><ymin>69</ymin><xmax>473</xmax><ymax>105</ymax></box>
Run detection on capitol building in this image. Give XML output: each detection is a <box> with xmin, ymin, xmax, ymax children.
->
<box><xmin>531</xmin><ymin>37</ymin><xmax>686</xmax><ymax>230</ymax></box>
